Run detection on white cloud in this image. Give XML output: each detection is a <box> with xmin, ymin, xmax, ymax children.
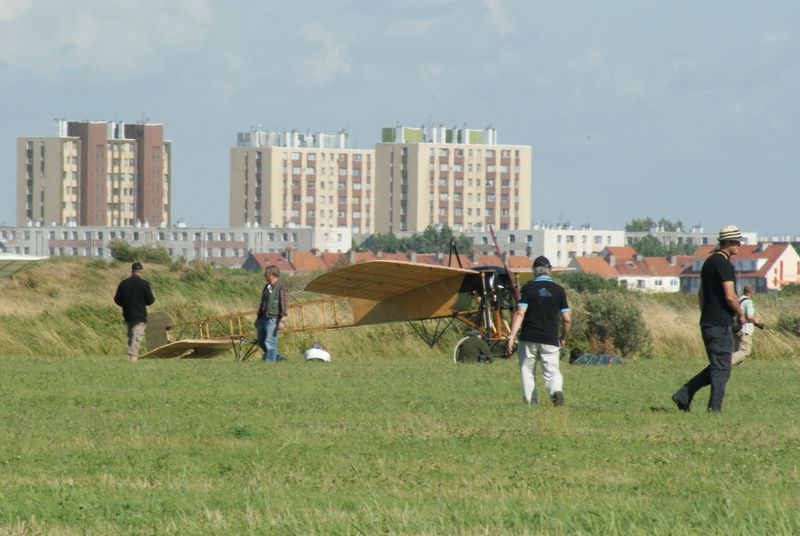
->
<box><xmin>0</xmin><ymin>0</ymin><xmax>214</xmax><ymax>79</ymax></box>
<box><xmin>763</xmin><ymin>30</ymin><xmax>791</xmax><ymax>45</ymax></box>
<box><xmin>0</xmin><ymin>0</ymin><xmax>31</xmax><ymax>22</ymax></box>
<box><xmin>294</xmin><ymin>23</ymin><xmax>351</xmax><ymax>87</ymax></box>
<box><xmin>483</xmin><ymin>0</ymin><xmax>513</xmax><ymax>35</ymax></box>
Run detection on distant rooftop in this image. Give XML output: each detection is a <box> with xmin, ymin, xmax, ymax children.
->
<box><xmin>381</xmin><ymin>124</ymin><xmax>498</xmax><ymax>145</ymax></box>
<box><xmin>237</xmin><ymin>128</ymin><xmax>349</xmax><ymax>149</ymax></box>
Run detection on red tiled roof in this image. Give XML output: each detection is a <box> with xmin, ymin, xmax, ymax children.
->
<box><xmin>291</xmin><ymin>251</ymin><xmax>330</xmax><ymax>273</ymax></box>
<box><xmin>354</xmin><ymin>251</ymin><xmax>377</xmax><ymax>263</ymax></box>
<box><xmin>642</xmin><ymin>257</ymin><xmax>684</xmax><ymax>277</ymax></box>
<box><xmin>506</xmin><ymin>256</ymin><xmax>533</xmax><ymax>269</ymax></box>
<box><xmin>414</xmin><ymin>254</ymin><xmax>443</xmax><ymax>266</ymax></box>
<box><xmin>248</xmin><ymin>252</ymin><xmax>294</xmax><ymax>273</ymax></box>
<box><xmin>319</xmin><ymin>252</ymin><xmax>346</xmax><ymax>269</ymax></box>
<box><xmin>378</xmin><ymin>252</ymin><xmax>409</xmax><ymax>262</ymax></box>
<box><xmin>572</xmin><ymin>256</ymin><xmax>617</xmax><ymax>277</ymax></box>
<box><xmin>475</xmin><ymin>255</ymin><xmax>503</xmax><ymax>266</ymax></box>
<box><xmin>604</xmin><ymin>246</ymin><xmax>637</xmax><ymax>258</ymax></box>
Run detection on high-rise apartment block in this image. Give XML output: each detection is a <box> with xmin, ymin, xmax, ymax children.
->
<box><xmin>230</xmin><ymin>129</ymin><xmax>375</xmax><ymax>234</ymax></box>
<box><xmin>374</xmin><ymin>125</ymin><xmax>531</xmax><ymax>234</ymax></box>
<box><xmin>17</xmin><ymin>120</ymin><xmax>171</xmax><ymax>227</ymax></box>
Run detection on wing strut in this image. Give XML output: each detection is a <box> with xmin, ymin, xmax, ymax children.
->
<box><xmin>409</xmin><ymin>317</ymin><xmax>457</xmax><ymax>348</ymax></box>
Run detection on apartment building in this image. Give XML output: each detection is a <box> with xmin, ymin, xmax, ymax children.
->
<box><xmin>16</xmin><ymin>120</ymin><xmax>171</xmax><ymax>227</ymax></box>
<box><xmin>230</xmin><ymin>129</ymin><xmax>375</xmax><ymax>234</ymax></box>
<box><xmin>374</xmin><ymin>125</ymin><xmax>531</xmax><ymax>234</ymax></box>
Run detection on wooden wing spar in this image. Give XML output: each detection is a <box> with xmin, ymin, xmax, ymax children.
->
<box><xmin>305</xmin><ymin>260</ymin><xmax>478</xmax><ymax>326</ymax></box>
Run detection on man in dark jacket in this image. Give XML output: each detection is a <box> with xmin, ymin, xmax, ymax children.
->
<box><xmin>457</xmin><ymin>329</ymin><xmax>493</xmax><ymax>363</ymax></box>
<box><xmin>114</xmin><ymin>261</ymin><xmax>155</xmax><ymax>361</ymax></box>
<box><xmin>672</xmin><ymin>225</ymin><xmax>746</xmax><ymax>412</ymax></box>
<box><xmin>255</xmin><ymin>264</ymin><xmax>288</xmax><ymax>362</ymax></box>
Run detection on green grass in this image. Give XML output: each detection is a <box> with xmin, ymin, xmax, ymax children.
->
<box><xmin>2</xmin><ymin>355</ymin><xmax>799</xmax><ymax>535</ymax></box>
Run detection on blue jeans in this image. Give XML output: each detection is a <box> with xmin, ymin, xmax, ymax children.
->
<box><xmin>256</xmin><ymin>317</ymin><xmax>279</xmax><ymax>362</ymax></box>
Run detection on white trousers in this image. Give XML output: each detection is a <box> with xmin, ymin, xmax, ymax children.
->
<box><xmin>518</xmin><ymin>341</ymin><xmax>563</xmax><ymax>403</ymax></box>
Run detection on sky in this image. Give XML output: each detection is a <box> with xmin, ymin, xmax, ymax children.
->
<box><xmin>1</xmin><ymin>0</ymin><xmax>798</xmax><ymax>235</ymax></box>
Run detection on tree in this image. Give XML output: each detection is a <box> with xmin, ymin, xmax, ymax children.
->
<box><xmin>625</xmin><ymin>217</ymin><xmax>656</xmax><ymax>232</ymax></box>
<box><xmin>625</xmin><ymin>217</ymin><xmax>684</xmax><ymax>232</ymax></box>
<box><xmin>356</xmin><ymin>225</ymin><xmax>473</xmax><ymax>255</ymax></box>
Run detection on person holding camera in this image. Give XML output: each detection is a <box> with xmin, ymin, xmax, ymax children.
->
<box><xmin>732</xmin><ymin>284</ymin><xmax>763</xmax><ymax>366</ymax></box>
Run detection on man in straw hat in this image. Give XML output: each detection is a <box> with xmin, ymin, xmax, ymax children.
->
<box><xmin>672</xmin><ymin>225</ymin><xmax>746</xmax><ymax>412</ymax></box>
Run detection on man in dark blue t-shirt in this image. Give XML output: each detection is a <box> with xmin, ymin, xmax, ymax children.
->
<box><xmin>672</xmin><ymin>225</ymin><xmax>746</xmax><ymax>412</ymax></box>
<box><xmin>507</xmin><ymin>256</ymin><xmax>571</xmax><ymax>406</ymax></box>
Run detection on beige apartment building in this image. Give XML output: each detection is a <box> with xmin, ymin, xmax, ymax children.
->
<box><xmin>374</xmin><ymin>125</ymin><xmax>531</xmax><ymax>234</ymax></box>
<box><xmin>230</xmin><ymin>129</ymin><xmax>375</xmax><ymax>234</ymax></box>
<box><xmin>17</xmin><ymin>120</ymin><xmax>171</xmax><ymax>227</ymax></box>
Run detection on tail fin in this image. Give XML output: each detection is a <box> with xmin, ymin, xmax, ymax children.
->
<box><xmin>145</xmin><ymin>312</ymin><xmax>174</xmax><ymax>352</ymax></box>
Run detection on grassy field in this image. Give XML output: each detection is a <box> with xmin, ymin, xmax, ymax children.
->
<box><xmin>2</xmin><ymin>354</ymin><xmax>800</xmax><ymax>535</ymax></box>
<box><xmin>2</xmin><ymin>259</ymin><xmax>800</xmax><ymax>533</ymax></box>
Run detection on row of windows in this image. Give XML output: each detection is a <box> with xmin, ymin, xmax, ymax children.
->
<box><xmin>283</xmin><ymin>152</ymin><xmax>369</xmax><ymax>162</ymax></box>
<box><xmin>401</xmin><ymin>148</ymin><xmax>521</xmax><ymax>159</ymax></box>
<box><xmin>556</xmin><ymin>235</ymin><xmax>616</xmax><ymax>244</ymax></box>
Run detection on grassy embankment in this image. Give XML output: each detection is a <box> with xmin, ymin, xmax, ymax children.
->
<box><xmin>1</xmin><ymin>259</ymin><xmax>800</xmax><ymax>533</ymax></box>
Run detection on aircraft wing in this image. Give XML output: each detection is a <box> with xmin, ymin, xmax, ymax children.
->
<box><xmin>139</xmin><ymin>339</ymin><xmax>232</xmax><ymax>359</ymax></box>
<box><xmin>305</xmin><ymin>260</ymin><xmax>478</xmax><ymax>325</ymax></box>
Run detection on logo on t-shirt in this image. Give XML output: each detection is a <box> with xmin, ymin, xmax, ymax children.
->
<box><xmin>538</xmin><ymin>287</ymin><xmax>553</xmax><ymax>298</ymax></box>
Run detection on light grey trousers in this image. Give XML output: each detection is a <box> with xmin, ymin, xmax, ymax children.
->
<box><xmin>126</xmin><ymin>322</ymin><xmax>147</xmax><ymax>360</ymax></box>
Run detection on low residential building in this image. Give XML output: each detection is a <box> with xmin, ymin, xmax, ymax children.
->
<box><xmin>0</xmin><ymin>224</ymin><xmax>352</xmax><ymax>266</ymax></box>
<box><xmin>569</xmin><ymin>246</ymin><xmax>683</xmax><ymax>292</ymax></box>
<box><xmin>626</xmin><ymin>227</ymin><xmax>758</xmax><ymax>249</ymax></box>
<box><xmin>680</xmin><ymin>243</ymin><xmax>800</xmax><ymax>293</ymax></box>
<box><xmin>527</xmin><ymin>226</ymin><xmax>625</xmax><ymax>268</ymax></box>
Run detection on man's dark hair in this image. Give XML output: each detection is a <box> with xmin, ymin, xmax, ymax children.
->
<box><xmin>569</xmin><ymin>348</ymin><xmax>584</xmax><ymax>364</ymax></box>
<box><xmin>264</xmin><ymin>265</ymin><xmax>280</xmax><ymax>278</ymax></box>
<box><xmin>131</xmin><ymin>261</ymin><xmax>143</xmax><ymax>272</ymax></box>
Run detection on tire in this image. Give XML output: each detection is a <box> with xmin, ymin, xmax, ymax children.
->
<box><xmin>453</xmin><ymin>337</ymin><xmax>470</xmax><ymax>364</ymax></box>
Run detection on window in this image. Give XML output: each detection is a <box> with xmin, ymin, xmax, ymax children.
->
<box><xmin>291</xmin><ymin>152</ymin><xmax>300</xmax><ymax>160</ymax></box>
<box><xmin>339</xmin><ymin>168</ymin><xmax>347</xmax><ymax>176</ymax></box>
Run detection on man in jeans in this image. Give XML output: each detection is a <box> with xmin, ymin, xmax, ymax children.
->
<box><xmin>255</xmin><ymin>264</ymin><xmax>288</xmax><ymax>362</ymax></box>
<box><xmin>672</xmin><ymin>225</ymin><xmax>746</xmax><ymax>412</ymax></box>
<box><xmin>114</xmin><ymin>261</ymin><xmax>155</xmax><ymax>362</ymax></box>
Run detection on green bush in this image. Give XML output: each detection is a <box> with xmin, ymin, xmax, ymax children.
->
<box><xmin>108</xmin><ymin>239</ymin><xmax>136</xmax><ymax>262</ymax></box>
<box><xmin>780</xmin><ymin>284</ymin><xmax>800</xmax><ymax>296</ymax></box>
<box><xmin>575</xmin><ymin>291</ymin><xmax>652</xmax><ymax>357</ymax></box>
<box><xmin>776</xmin><ymin>314</ymin><xmax>800</xmax><ymax>337</ymax></box>
<box><xmin>557</xmin><ymin>272</ymin><xmax>620</xmax><ymax>293</ymax></box>
<box><xmin>108</xmin><ymin>238</ymin><xmax>172</xmax><ymax>265</ymax></box>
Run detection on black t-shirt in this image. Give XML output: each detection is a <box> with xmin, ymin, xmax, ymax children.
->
<box><xmin>700</xmin><ymin>251</ymin><xmax>737</xmax><ymax>327</ymax></box>
<box><xmin>518</xmin><ymin>277</ymin><xmax>569</xmax><ymax>346</ymax></box>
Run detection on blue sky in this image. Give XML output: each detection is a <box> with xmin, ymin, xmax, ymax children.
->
<box><xmin>1</xmin><ymin>0</ymin><xmax>797</xmax><ymax>234</ymax></box>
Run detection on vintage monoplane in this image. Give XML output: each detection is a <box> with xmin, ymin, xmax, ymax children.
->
<box><xmin>140</xmin><ymin>231</ymin><xmax>537</xmax><ymax>361</ymax></box>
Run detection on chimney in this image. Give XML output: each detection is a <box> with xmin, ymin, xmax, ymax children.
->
<box><xmin>284</xmin><ymin>247</ymin><xmax>293</xmax><ymax>264</ymax></box>
<box><xmin>608</xmin><ymin>254</ymin><xmax>616</xmax><ymax>267</ymax></box>
<box><xmin>348</xmin><ymin>249</ymin><xmax>356</xmax><ymax>264</ymax></box>
<box><xmin>667</xmin><ymin>255</ymin><xmax>677</xmax><ymax>266</ymax></box>
<box><xmin>409</xmin><ymin>250</ymin><xmax>417</xmax><ymax>263</ymax></box>
<box><xmin>636</xmin><ymin>254</ymin><xmax>643</xmax><ymax>262</ymax></box>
